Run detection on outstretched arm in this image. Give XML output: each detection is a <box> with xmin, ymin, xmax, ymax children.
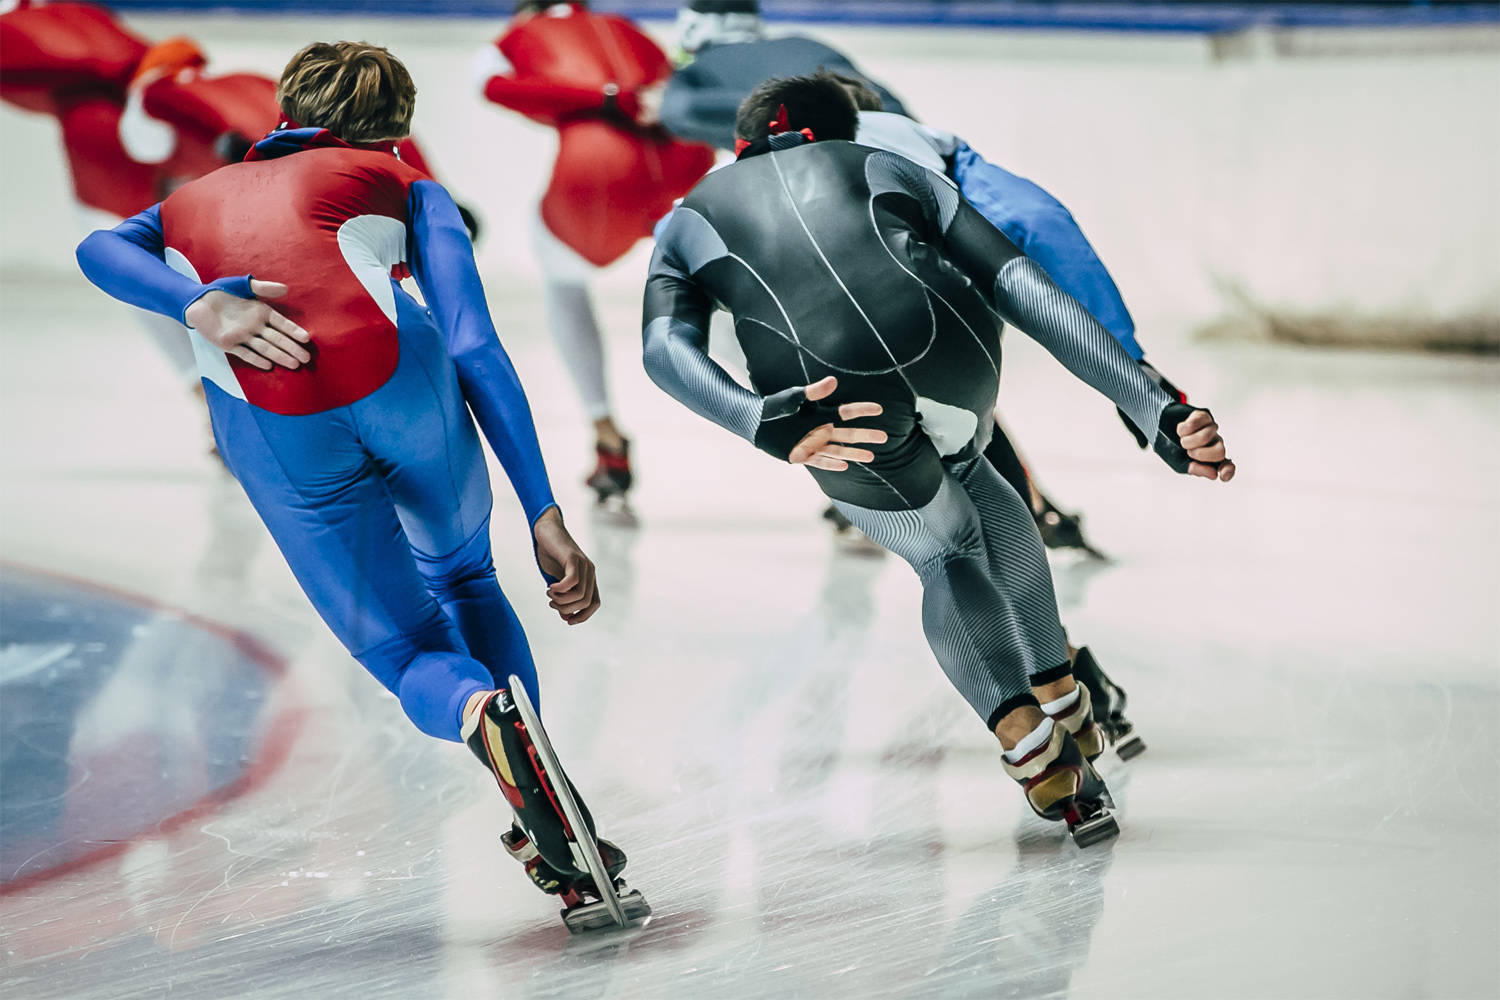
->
<box><xmin>407</xmin><ymin>178</ymin><xmax>557</xmax><ymax>527</ymax></box>
<box><xmin>949</xmin><ymin>142</ymin><xmax>1141</xmax><ymax>359</ymax></box>
<box><xmin>875</xmin><ymin>153</ymin><xmax>1230</xmax><ymax>479</ymax></box>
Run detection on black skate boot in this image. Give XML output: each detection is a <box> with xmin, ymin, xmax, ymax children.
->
<box><xmin>1034</xmin><ymin>492</ymin><xmax>1106</xmax><ymax>560</ymax></box>
<box><xmin>465</xmin><ymin>689</ymin><xmax>650</xmax><ymax>932</ymax></box>
<box><xmin>1071</xmin><ymin>647</ymin><xmax>1146</xmax><ymax>760</ymax></box>
<box><xmin>1043</xmin><ymin>683</ymin><xmax>1106</xmax><ymax>763</ymax></box>
<box><xmin>585</xmin><ymin>439</ymin><xmax>632</xmax><ymax>503</ymax></box>
<box><xmin>1002</xmin><ymin>722</ymin><xmax>1119</xmax><ymax>848</ymax></box>
<box><xmin>463</xmin><ymin>689</ymin><xmax>602</xmax><ymax>879</ymax></box>
<box><xmin>501</xmin><ymin>823</ymin><xmax>627</xmax><ymax>896</ymax></box>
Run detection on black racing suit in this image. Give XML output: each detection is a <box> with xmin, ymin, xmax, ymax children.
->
<box><xmin>643</xmin><ymin>134</ymin><xmax>1186</xmax><ymax>726</ymax></box>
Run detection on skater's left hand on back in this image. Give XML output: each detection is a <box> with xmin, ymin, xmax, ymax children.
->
<box><xmin>533</xmin><ymin>508</ymin><xmax>601</xmax><ymax>624</ymax></box>
<box><xmin>185</xmin><ymin>279</ymin><xmax>311</xmax><ymax>371</ymax></box>
<box><xmin>1175</xmin><ymin>409</ymin><xmax>1236</xmax><ymax>482</ymax></box>
<box><xmin>787</xmin><ymin>376</ymin><xmax>888</xmax><ymax>472</ymax></box>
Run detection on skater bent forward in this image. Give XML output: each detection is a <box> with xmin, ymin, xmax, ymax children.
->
<box><xmin>75</xmin><ymin>40</ymin><xmax>638</xmax><ymax>924</ymax></box>
<box><xmin>643</xmin><ymin>73</ymin><xmax>1236</xmax><ymax>845</ymax></box>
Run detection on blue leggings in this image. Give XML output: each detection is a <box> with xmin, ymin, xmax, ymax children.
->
<box><xmin>204</xmin><ymin>319</ymin><xmax>539</xmax><ymax>742</ymax></box>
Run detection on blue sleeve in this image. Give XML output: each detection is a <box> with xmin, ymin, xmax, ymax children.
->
<box><xmin>407</xmin><ymin>178</ymin><xmax>557</xmax><ymax>528</ymax></box>
<box><xmin>75</xmin><ymin>205</ymin><xmax>255</xmax><ymax>323</ymax></box>
<box><xmin>950</xmin><ymin>143</ymin><xmax>1144</xmax><ymax>361</ymax></box>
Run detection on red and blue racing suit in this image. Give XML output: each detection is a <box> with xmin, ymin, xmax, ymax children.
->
<box><xmin>76</xmin><ymin>128</ymin><xmax>553</xmax><ymax>741</ymax></box>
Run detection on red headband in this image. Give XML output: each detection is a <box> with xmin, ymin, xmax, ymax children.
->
<box><xmin>734</xmin><ymin>105</ymin><xmax>815</xmax><ymax>155</ymax></box>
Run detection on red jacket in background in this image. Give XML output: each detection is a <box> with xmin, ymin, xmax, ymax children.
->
<box><xmin>482</xmin><ymin>3</ymin><xmax>714</xmax><ymax>267</ymax></box>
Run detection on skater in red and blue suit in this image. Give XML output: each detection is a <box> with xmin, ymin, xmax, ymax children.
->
<box><xmin>75</xmin><ymin>41</ymin><xmax>633</xmax><ymax>916</ymax></box>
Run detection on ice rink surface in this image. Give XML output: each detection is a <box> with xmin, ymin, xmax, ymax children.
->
<box><xmin>0</xmin><ymin>268</ymin><xmax>1495</xmax><ymax>1000</ymax></box>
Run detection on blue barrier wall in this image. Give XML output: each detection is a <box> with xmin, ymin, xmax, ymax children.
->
<box><xmin>100</xmin><ymin>1</ymin><xmax>1500</xmax><ymax>32</ymax></box>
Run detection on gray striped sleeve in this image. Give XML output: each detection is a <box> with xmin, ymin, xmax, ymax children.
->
<box><xmin>995</xmin><ymin>256</ymin><xmax>1171</xmax><ymax>438</ymax></box>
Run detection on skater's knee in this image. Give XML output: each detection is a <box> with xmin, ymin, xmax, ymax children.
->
<box><xmin>413</xmin><ymin>526</ymin><xmax>497</xmax><ymax>595</ymax></box>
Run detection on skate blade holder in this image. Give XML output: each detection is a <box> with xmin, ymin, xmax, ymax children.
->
<box><xmin>509</xmin><ymin>674</ymin><xmax>652</xmax><ymax>934</ymax></box>
<box><xmin>1066</xmin><ymin>807</ymin><xmax>1120</xmax><ymax>849</ymax></box>
<box><xmin>1114</xmin><ymin>732</ymin><xmax>1147</xmax><ymax>761</ymax></box>
<box><xmin>562</xmin><ymin>886</ymin><xmax>652</xmax><ymax>934</ymax></box>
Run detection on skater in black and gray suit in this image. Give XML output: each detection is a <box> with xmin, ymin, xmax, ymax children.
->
<box><xmin>642</xmin><ymin>73</ymin><xmax>1235</xmax><ymax>845</ymax></box>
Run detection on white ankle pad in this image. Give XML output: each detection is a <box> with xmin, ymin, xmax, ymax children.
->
<box><xmin>1040</xmin><ymin>687</ymin><xmax>1081</xmax><ymax>716</ymax></box>
<box><xmin>1003</xmin><ymin>716</ymin><xmax>1055</xmax><ymax>765</ymax></box>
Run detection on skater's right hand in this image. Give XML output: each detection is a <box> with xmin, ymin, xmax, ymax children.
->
<box><xmin>185</xmin><ymin>279</ymin><xmax>311</xmax><ymax>372</ymax></box>
<box><xmin>533</xmin><ymin>508</ymin><xmax>601</xmax><ymax>625</ymax></box>
<box><xmin>1154</xmin><ymin>404</ymin><xmax>1236</xmax><ymax>482</ymax></box>
<box><xmin>786</xmin><ymin>377</ymin><xmax>887</xmax><ymax>473</ymax></box>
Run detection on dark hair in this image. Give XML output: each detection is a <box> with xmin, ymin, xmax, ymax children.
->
<box><xmin>824</xmin><ymin>71</ymin><xmax>883</xmax><ymax>112</ymax></box>
<box><xmin>734</xmin><ymin>71</ymin><xmax>858</xmax><ymax>144</ymax></box>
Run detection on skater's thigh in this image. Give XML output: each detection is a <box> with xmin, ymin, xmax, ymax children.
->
<box><xmin>205</xmin><ymin>383</ymin><xmax>450</xmax><ymax>653</ymax></box>
<box><xmin>833</xmin><ymin>470</ymin><xmax>986</xmax><ymax>573</ymax></box>
<box><xmin>357</xmin><ymin>323</ymin><xmax>494</xmax><ymax>559</ymax></box>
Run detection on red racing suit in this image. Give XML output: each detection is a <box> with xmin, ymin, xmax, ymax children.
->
<box><xmin>481</xmin><ymin>3</ymin><xmax>714</xmax><ymax>267</ymax></box>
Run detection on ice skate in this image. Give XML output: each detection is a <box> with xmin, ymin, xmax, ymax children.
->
<box><xmin>585</xmin><ymin>439</ymin><xmax>633</xmax><ymax>507</ymax></box>
<box><xmin>1042</xmin><ymin>683</ymin><xmax>1106</xmax><ymax>762</ymax></box>
<box><xmin>1071</xmin><ymin>647</ymin><xmax>1146</xmax><ymax>760</ymax></box>
<box><xmin>1034</xmin><ymin>492</ymin><xmax>1106</xmax><ymax>560</ymax></box>
<box><xmin>466</xmin><ymin>681</ymin><xmax>651</xmax><ymax>932</ymax></box>
<box><xmin>1002</xmin><ymin>722</ymin><xmax>1119</xmax><ymax>848</ymax></box>
<box><xmin>821</xmin><ymin>504</ymin><xmax>884</xmax><ymax>555</ymax></box>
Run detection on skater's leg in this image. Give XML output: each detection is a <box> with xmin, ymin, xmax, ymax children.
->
<box><xmin>205</xmin><ymin>384</ymin><xmax>492</xmax><ymax>742</ymax></box>
<box><xmin>534</xmin><ymin>215</ymin><xmax>633</xmax><ymax>497</ymax></box>
<box><xmin>951</xmin><ymin>454</ymin><xmax>1071</xmax><ymax>683</ymax></box>
<box><xmin>830</xmin><ymin>470</ymin><xmax>1046</xmax><ymax>745</ymax></box>
<box><xmin>543</xmin><ymin>278</ymin><xmax>612</xmax><ymax>424</ymax></box>
<box><xmin>359</xmin><ymin>325</ymin><xmax>543</xmax><ymax>708</ymax></box>
<box><xmin>534</xmin><ymin>213</ymin><xmax>613</xmax><ymax>423</ymax></box>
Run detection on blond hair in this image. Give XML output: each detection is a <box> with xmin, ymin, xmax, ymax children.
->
<box><xmin>275</xmin><ymin>41</ymin><xmax>416</xmax><ymax>144</ymax></box>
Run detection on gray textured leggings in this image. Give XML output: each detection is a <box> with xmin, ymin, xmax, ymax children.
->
<box><xmin>834</xmin><ymin>454</ymin><xmax>1069</xmax><ymax>727</ymax></box>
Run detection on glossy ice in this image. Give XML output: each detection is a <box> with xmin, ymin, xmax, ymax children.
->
<box><xmin>0</xmin><ymin>277</ymin><xmax>1496</xmax><ymax>1000</ymax></box>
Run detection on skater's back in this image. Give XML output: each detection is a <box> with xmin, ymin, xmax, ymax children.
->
<box><xmin>660</xmin><ymin>135</ymin><xmax>1000</xmax><ymax>413</ymax></box>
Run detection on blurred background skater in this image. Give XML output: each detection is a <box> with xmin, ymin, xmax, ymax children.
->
<box><xmin>73</xmin><ymin>40</ymin><xmax>636</xmax><ymax>925</ymax></box>
<box><xmin>657</xmin><ymin>0</ymin><xmax>1114</xmax><ymax>556</ymax></box>
<box><xmin>0</xmin><ymin>0</ymin><xmax>478</xmax><ymax>453</ymax></box>
<box><xmin>645</xmin><ymin>74</ymin><xmax>1235</xmax><ymax>845</ymax></box>
<box><xmin>477</xmin><ymin>0</ymin><xmax>714</xmax><ymax>509</ymax></box>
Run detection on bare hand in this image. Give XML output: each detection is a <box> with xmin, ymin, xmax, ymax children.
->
<box><xmin>533</xmin><ymin>508</ymin><xmax>601</xmax><ymax>625</ymax></box>
<box><xmin>184</xmin><ymin>279</ymin><xmax>311</xmax><ymax>371</ymax></box>
<box><xmin>1175</xmin><ymin>409</ymin><xmax>1236</xmax><ymax>482</ymax></box>
<box><xmin>788</xmin><ymin>376</ymin><xmax>888</xmax><ymax>472</ymax></box>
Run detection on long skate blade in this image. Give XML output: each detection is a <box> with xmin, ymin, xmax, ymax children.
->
<box><xmin>1078</xmin><ymin>542</ymin><xmax>1110</xmax><ymax>562</ymax></box>
<box><xmin>1070</xmin><ymin>810</ymin><xmax>1119</xmax><ymax>848</ymax></box>
<box><xmin>508</xmin><ymin>675</ymin><xmax>632</xmax><ymax>931</ymax></box>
